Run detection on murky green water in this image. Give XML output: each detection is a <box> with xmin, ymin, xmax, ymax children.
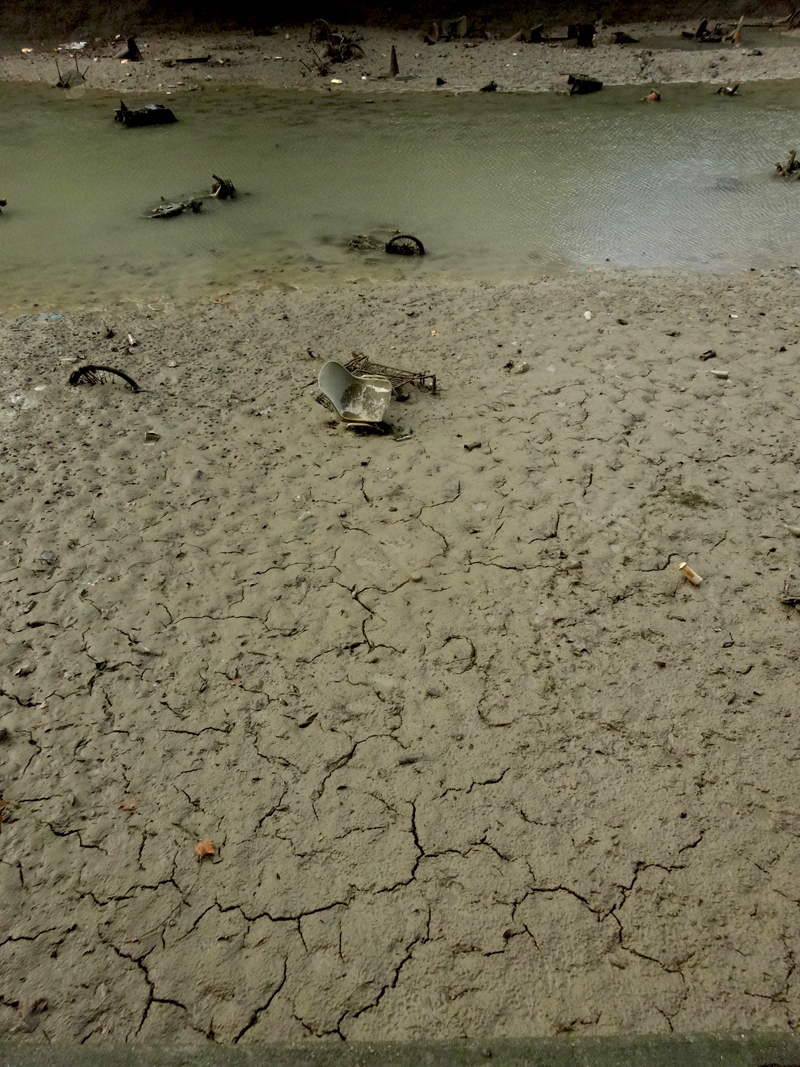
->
<box><xmin>3</xmin><ymin>79</ymin><xmax>800</xmax><ymax>310</ymax></box>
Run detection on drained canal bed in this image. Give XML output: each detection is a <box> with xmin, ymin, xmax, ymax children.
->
<box><xmin>3</xmin><ymin>79</ymin><xmax>800</xmax><ymax>310</ymax></box>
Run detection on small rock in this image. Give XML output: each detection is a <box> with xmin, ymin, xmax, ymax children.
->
<box><xmin>144</xmin><ymin>430</ymin><xmax>160</xmax><ymax>442</ymax></box>
<box><xmin>583</xmin><ymin>310</ymin><xmax>592</xmax><ymax>320</ymax></box>
<box><xmin>515</xmin><ymin>361</ymin><xmax>530</xmax><ymax>373</ymax></box>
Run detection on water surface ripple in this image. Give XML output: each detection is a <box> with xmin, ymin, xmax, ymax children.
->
<box><xmin>2</xmin><ymin>81</ymin><xmax>800</xmax><ymax>308</ymax></box>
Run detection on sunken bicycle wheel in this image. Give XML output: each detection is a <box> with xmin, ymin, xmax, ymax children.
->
<box><xmin>309</xmin><ymin>19</ymin><xmax>333</xmax><ymax>43</ymax></box>
<box><xmin>339</xmin><ymin>41</ymin><xmax>364</xmax><ymax>61</ymax></box>
<box><xmin>385</xmin><ymin>234</ymin><xmax>425</xmax><ymax>256</ymax></box>
<box><xmin>68</xmin><ymin>365</ymin><xmax>142</xmax><ymax>392</ymax></box>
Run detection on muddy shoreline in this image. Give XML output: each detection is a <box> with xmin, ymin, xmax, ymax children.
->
<box><xmin>4</xmin><ymin>267</ymin><xmax>800</xmax><ymax>1042</ymax></box>
<box><xmin>1</xmin><ymin>18</ymin><xmax>798</xmax><ymax>96</ymax></box>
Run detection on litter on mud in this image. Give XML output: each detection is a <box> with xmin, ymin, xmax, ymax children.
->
<box><xmin>54</xmin><ymin>55</ymin><xmax>88</xmax><ymax>88</ymax></box>
<box><xmin>678</xmin><ymin>561</ymin><xmax>703</xmax><ymax>586</ymax></box>
<box><xmin>779</xmin><ymin>579</ymin><xmax>800</xmax><ymax>605</ymax></box>
<box><xmin>317</xmin><ymin>360</ymin><xmax>394</xmax><ymax>424</ymax></box>
<box><xmin>314</xmin><ymin>354</ymin><xmax>436</xmax><ymax>428</ymax></box>
<box><xmin>68</xmin><ymin>365</ymin><xmax>142</xmax><ymax>391</ymax></box>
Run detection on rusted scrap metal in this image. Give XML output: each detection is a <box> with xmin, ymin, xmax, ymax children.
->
<box><xmin>348</xmin><ymin>231</ymin><xmax>424</xmax><ymax>255</ymax></box>
<box><xmin>314</xmin><ymin>353</ymin><xmax>436</xmax><ymax>415</ymax></box>
<box><xmin>69</xmin><ymin>365</ymin><xmax>142</xmax><ymax>391</ymax></box>
<box><xmin>55</xmin><ymin>54</ymin><xmax>87</xmax><ymax>87</ymax></box>
<box><xmin>308</xmin><ymin>20</ymin><xmax>363</xmax><ymax>62</ymax></box>
<box><xmin>775</xmin><ymin>150</ymin><xmax>800</xmax><ymax>178</ymax></box>
<box><xmin>779</xmin><ymin>579</ymin><xmax>800</xmax><ymax>605</ymax></box>
<box><xmin>681</xmin><ymin>19</ymin><xmax>724</xmax><ymax>41</ymax></box>
<box><xmin>347</xmin><ymin>354</ymin><xmax>436</xmax><ymax>394</ymax></box>
<box><xmin>210</xmin><ymin>175</ymin><xmax>236</xmax><ymax>199</ymax></box>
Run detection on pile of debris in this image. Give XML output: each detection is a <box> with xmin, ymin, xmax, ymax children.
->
<box><xmin>304</xmin><ymin>20</ymin><xmax>363</xmax><ymax>74</ymax></box>
<box><xmin>506</xmin><ymin>23</ymin><xmax>596</xmax><ymax>47</ymax></box>
<box><xmin>681</xmin><ymin>18</ymin><xmax>726</xmax><ymax>42</ymax></box>
<box><xmin>146</xmin><ymin>175</ymin><xmax>237</xmax><ymax>218</ymax></box>
<box><xmin>424</xmin><ymin>17</ymin><xmax>488</xmax><ymax>44</ymax></box>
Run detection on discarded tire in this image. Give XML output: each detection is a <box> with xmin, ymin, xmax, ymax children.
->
<box><xmin>385</xmin><ymin>235</ymin><xmax>425</xmax><ymax>256</ymax></box>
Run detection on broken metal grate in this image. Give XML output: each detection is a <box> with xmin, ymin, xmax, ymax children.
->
<box><xmin>344</xmin><ymin>354</ymin><xmax>436</xmax><ymax>394</ymax></box>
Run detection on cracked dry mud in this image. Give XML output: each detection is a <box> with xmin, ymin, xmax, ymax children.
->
<box><xmin>2</xmin><ymin>268</ymin><xmax>800</xmax><ymax>1045</ymax></box>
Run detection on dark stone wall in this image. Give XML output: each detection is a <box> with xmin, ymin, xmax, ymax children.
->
<box><xmin>0</xmin><ymin>0</ymin><xmax>784</xmax><ymax>36</ymax></box>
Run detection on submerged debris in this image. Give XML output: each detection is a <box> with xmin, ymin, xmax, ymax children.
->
<box><xmin>115</xmin><ymin>100</ymin><xmax>177</xmax><ymax>126</ymax></box>
<box><xmin>681</xmin><ymin>19</ymin><xmax>724</xmax><ymax>42</ymax></box>
<box><xmin>775</xmin><ymin>150</ymin><xmax>800</xmax><ymax>178</ymax></box>
<box><xmin>349</xmin><ymin>233</ymin><xmax>385</xmax><ymax>252</ymax></box>
<box><xmin>210</xmin><ymin>175</ymin><xmax>236</xmax><ymax>199</ymax></box>
<box><xmin>148</xmin><ymin>198</ymin><xmax>203</xmax><ymax>218</ymax></box>
<box><xmin>568</xmin><ymin>74</ymin><xmax>603</xmax><ymax>95</ymax></box>
<box><xmin>385</xmin><ymin>234</ymin><xmax>425</xmax><ymax>255</ymax></box>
